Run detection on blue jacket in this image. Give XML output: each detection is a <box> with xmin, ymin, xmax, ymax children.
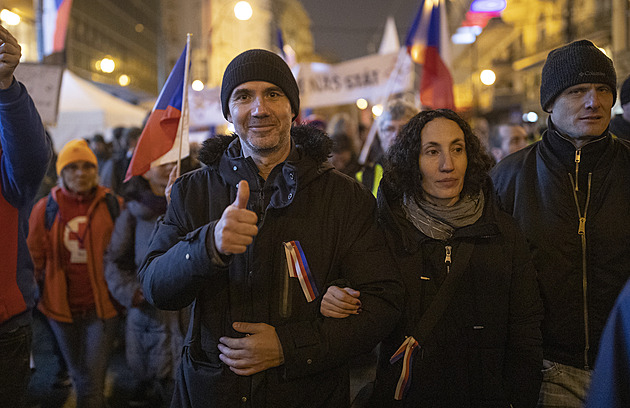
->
<box><xmin>585</xmin><ymin>278</ymin><xmax>630</xmax><ymax>408</ymax></box>
<box><xmin>0</xmin><ymin>79</ymin><xmax>50</xmax><ymax>332</ymax></box>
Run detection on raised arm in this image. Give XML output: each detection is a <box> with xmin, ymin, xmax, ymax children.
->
<box><xmin>0</xmin><ymin>26</ymin><xmax>50</xmax><ymax>207</ymax></box>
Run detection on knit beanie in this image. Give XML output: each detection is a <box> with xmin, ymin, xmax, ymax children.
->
<box><xmin>621</xmin><ymin>75</ymin><xmax>630</xmax><ymax>106</ymax></box>
<box><xmin>56</xmin><ymin>139</ymin><xmax>98</xmax><ymax>175</ymax></box>
<box><xmin>540</xmin><ymin>40</ymin><xmax>617</xmax><ymax>112</ymax></box>
<box><xmin>220</xmin><ymin>49</ymin><xmax>300</xmax><ymax>120</ymax></box>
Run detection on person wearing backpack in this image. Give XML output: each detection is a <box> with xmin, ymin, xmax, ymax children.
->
<box><xmin>27</xmin><ymin>139</ymin><xmax>122</xmax><ymax>408</ymax></box>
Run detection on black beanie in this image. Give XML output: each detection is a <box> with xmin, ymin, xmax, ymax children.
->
<box><xmin>540</xmin><ymin>40</ymin><xmax>617</xmax><ymax>112</ymax></box>
<box><xmin>220</xmin><ymin>49</ymin><xmax>300</xmax><ymax>120</ymax></box>
<box><xmin>621</xmin><ymin>75</ymin><xmax>630</xmax><ymax>106</ymax></box>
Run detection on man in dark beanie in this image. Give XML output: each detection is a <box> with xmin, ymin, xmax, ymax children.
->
<box><xmin>138</xmin><ymin>49</ymin><xmax>402</xmax><ymax>407</ymax></box>
<box><xmin>609</xmin><ymin>74</ymin><xmax>630</xmax><ymax>140</ymax></box>
<box><xmin>492</xmin><ymin>39</ymin><xmax>630</xmax><ymax>407</ymax></box>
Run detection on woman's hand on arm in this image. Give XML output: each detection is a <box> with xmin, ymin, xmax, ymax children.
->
<box><xmin>320</xmin><ymin>286</ymin><xmax>362</xmax><ymax>318</ymax></box>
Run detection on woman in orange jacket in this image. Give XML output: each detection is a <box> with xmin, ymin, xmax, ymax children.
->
<box><xmin>28</xmin><ymin>139</ymin><xmax>121</xmax><ymax>408</ymax></box>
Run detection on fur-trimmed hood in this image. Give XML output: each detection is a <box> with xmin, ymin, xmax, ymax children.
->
<box><xmin>198</xmin><ymin>125</ymin><xmax>332</xmax><ymax>167</ymax></box>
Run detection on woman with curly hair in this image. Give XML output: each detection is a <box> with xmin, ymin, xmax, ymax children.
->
<box><xmin>321</xmin><ymin>109</ymin><xmax>544</xmax><ymax>407</ymax></box>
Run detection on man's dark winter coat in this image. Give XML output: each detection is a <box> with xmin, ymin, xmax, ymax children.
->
<box><xmin>491</xmin><ymin>123</ymin><xmax>630</xmax><ymax>370</ymax></box>
<box><xmin>139</xmin><ymin>126</ymin><xmax>403</xmax><ymax>408</ymax></box>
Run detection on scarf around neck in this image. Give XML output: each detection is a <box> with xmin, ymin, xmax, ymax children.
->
<box><xmin>403</xmin><ymin>191</ymin><xmax>485</xmax><ymax>241</ymax></box>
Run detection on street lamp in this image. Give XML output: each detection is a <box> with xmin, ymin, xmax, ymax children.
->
<box><xmin>207</xmin><ymin>0</ymin><xmax>255</xmax><ymax>86</ymax></box>
<box><xmin>0</xmin><ymin>9</ymin><xmax>20</xmax><ymax>25</ymax></box>
<box><xmin>118</xmin><ymin>74</ymin><xmax>130</xmax><ymax>86</ymax></box>
<box><xmin>234</xmin><ymin>1</ymin><xmax>253</xmax><ymax>21</ymax></box>
<box><xmin>356</xmin><ymin>98</ymin><xmax>368</xmax><ymax>110</ymax></box>
<box><xmin>99</xmin><ymin>57</ymin><xmax>115</xmax><ymax>73</ymax></box>
<box><xmin>372</xmin><ymin>104</ymin><xmax>383</xmax><ymax>117</ymax></box>
<box><xmin>192</xmin><ymin>79</ymin><xmax>205</xmax><ymax>91</ymax></box>
<box><xmin>480</xmin><ymin>69</ymin><xmax>496</xmax><ymax>86</ymax></box>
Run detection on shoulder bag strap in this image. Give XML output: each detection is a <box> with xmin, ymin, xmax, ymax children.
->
<box><xmin>412</xmin><ymin>240</ymin><xmax>475</xmax><ymax>343</ymax></box>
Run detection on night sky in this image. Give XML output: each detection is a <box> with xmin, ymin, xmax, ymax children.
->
<box><xmin>298</xmin><ymin>0</ymin><xmax>422</xmax><ymax>62</ymax></box>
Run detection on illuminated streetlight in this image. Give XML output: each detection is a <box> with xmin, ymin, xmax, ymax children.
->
<box><xmin>99</xmin><ymin>57</ymin><xmax>116</xmax><ymax>73</ymax></box>
<box><xmin>118</xmin><ymin>74</ymin><xmax>130</xmax><ymax>87</ymax></box>
<box><xmin>470</xmin><ymin>0</ymin><xmax>507</xmax><ymax>13</ymax></box>
<box><xmin>234</xmin><ymin>1</ymin><xmax>253</xmax><ymax>21</ymax></box>
<box><xmin>523</xmin><ymin>111</ymin><xmax>538</xmax><ymax>123</ymax></box>
<box><xmin>372</xmin><ymin>104</ymin><xmax>383</xmax><ymax>117</ymax></box>
<box><xmin>356</xmin><ymin>98</ymin><xmax>368</xmax><ymax>110</ymax></box>
<box><xmin>192</xmin><ymin>80</ymin><xmax>205</xmax><ymax>91</ymax></box>
<box><xmin>0</xmin><ymin>9</ymin><xmax>20</xmax><ymax>26</ymax></box>
<box><xmin>480</xmin><ymin>69</ymin><xmax>496</xmax><ymax>86</ymax></box>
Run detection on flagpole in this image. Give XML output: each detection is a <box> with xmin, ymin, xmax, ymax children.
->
<box><xmin>176</xmin><ymin>33</ymin><xmax>192</xmax><ymax>178</ymax></box>
<box><xmin>358</xmin><ymin>47</ymin><xmax>410</xmax><ymax>164</ymax></box>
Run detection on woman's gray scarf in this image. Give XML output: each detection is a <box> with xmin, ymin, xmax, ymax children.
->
<box><xmin>402</xmin><ymin>191</ymin><xmax>485</xmax><ymax>241</ymax></box>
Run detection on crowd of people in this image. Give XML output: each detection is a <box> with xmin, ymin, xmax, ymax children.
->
<box><xmin>2</xmin><ymin>22</ymin><xmax>630</xmax><ymax>408</ymax></box>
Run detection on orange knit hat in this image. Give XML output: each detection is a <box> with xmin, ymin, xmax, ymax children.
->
<box><xmin>56</xmin><ymin>139</ymin><xmax>98</xmax><ymax>175</ymax></box>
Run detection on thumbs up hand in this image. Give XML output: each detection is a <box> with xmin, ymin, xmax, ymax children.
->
<box><xmin>213</xmin><ymin>180</ymin><xmax>259</xmax><ymax>255</ymax></box>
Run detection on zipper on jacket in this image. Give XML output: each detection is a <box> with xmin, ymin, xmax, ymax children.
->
<box><xmin>444</xmin><ymin>245</ymin><xmax>452</xmax><ymax>275</ymax></box>
<box><xmin>574</xmin><ymin>149</ymin><xmax>582</xmax><ymax>192</ymax></box>
<box><xmin>569</xmin><ymin>171</ymin><xmax>592</xmax><ymax>370</ymax></box>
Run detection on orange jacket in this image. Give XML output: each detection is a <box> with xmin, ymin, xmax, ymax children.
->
<box><xmin>28</xmin><ymin>185</ymin><xmax>121</xmax><ymax>323</ymax></box>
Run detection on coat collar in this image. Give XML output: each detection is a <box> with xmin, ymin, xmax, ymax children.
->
<box><xmin>199</xmin><ymin>125</ymin><xmax>334</xmax><ymax>209</ymax></box>
<box><xmin>378</xmin><ymin>179</ymin><xmax>500</xmax><ymax>254</ymax></box>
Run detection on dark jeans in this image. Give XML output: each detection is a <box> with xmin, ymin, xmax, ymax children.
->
<box><xmin>48</xmin><ymin>312</ymin><xmax>119</xmax><ymax>408</ymax></box>
<box><xmin>0</xmin><ymin>324</ymin><xmax>32</xmax><ymax>408</ymax></box>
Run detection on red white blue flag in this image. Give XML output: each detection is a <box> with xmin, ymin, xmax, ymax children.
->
<box><xmin>405</xmin><ymin>0</ymin><xmax>455</xmax><ymax>110</ymax></box>
<box><xmin>42</xmin><ymin>0</ymin><xmax>73</xmax><ymax>56</ymax></box>
<box><xmin>390</xmin><ymin>336</ymin><xmax>420</xmax><ymax>400</ymax></box>
<box><xmin>283</xmin><ymin>241</ymin><xmax>319</xmax><ymax>302</ymax></box>
<box><xmin>125</xmin><ymin>44</ymin><xmax>188</xmax><ymax>181</ymax></box>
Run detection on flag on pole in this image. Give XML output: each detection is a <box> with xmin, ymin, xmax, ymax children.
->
<box><xmin>125</xmin><ymin>43</ymin><xmax>190</xmax><ymax>182</ymax></box>
<box><xmin>277</xmin><ymin>28</ymin><xmax>286</xmax><ymax>59</ymax></box>
<box><xmin>405</xmin><ymin>0</ymin><xmax>455</xmax><ymax>110</ymax></box>
<box><xmin>42</xmin><ymin>0</ymin><xmax>74</xmax><ymax>56</ymax></box>
<box><xmin>276</xmin><ymin>28</ymin><xmax>297</xmax><ymax>68</ymax></box>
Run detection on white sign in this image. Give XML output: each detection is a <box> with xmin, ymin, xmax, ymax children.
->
<box><xmin>296</xmin><ymin>51</ymin><xmax>414</xmax><ymax>109</ymax></box>
<box><xmin>189</xmin><ymin>86</ymin><xmax>226</xmax><ymax>129</ymax></box>
<box><xmin>14</xmin><ymin>63</ymin><xmax>64</xmax><ymax>126</ymax></box>
<box><xmin>183</xmin><ymin>51</ymin><xmax>416</xmax><ymax>128</ymax></box>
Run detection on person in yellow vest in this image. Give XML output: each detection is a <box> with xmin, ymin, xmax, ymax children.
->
<box><xmin>356</xmin><ymin>99</ymin><xmax>418</xmax><ymax>197</ymax></box>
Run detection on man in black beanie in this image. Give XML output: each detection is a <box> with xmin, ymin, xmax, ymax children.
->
<box><xmin>138</xmin><ymin>48</ymin><xmax>402</xmax><ymax>408</ymax></box>
<box><xmin>609</xmin><ymin>75</ymin><xmax>630</xmax><ymax>140</ymax></box>
<box><xmin>491</xmin><ymin>39</ymin><xmax>630</xmax><ymax>408</ymax></box>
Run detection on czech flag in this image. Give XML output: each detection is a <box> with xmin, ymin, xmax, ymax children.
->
<box><xmin>125</xmin><ymin>45</ymin><xmax>188</xmax><ymax>181</ymax></box>
<box><xmin>405</xmin><ymin>0</ymin><xmax>455</xmax><ymax>110</ymax></box>
<box><xmin>42</xmin><ymin>0</ymin><xmax>73</xmax><ymax>56</ymax></box>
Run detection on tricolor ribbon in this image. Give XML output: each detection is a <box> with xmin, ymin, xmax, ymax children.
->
<box><xmin>283</xmin><ymin>241</ymin><xmax>319</xmax><ymax>302</ymax></box>
<box><xmin>389</xmin><ymin>336</ymin><xmax>419</xmax><ymax>400</ymax></box>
